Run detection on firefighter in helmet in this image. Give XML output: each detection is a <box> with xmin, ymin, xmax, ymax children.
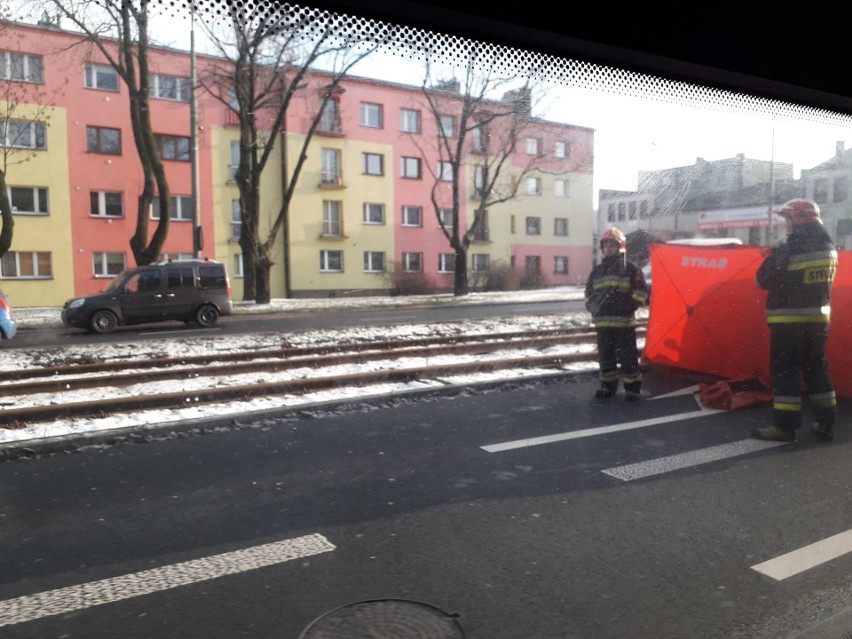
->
<box><xmin>584</xmin><ymin>227</ymin><xmax>649</xmax><ymax>401</ymax></box>
<box><xmin>752</xmin><ymin>198</ymin><xmax>838</xmax><ymax>442</ymax></box>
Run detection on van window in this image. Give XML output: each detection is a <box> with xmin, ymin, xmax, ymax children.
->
<box><xmin>199</xmin><ymin>265</ymin><xmax>225</xmax><ymax>288</ymax></box>
<box><xmin>167</xmin><ymin>266</ymin><xmax>195</xmax><ymax>289</ymax></box>
<box><xmin>127</xmin><ymin>270</ymin><xmax>161</xmax><ymax>293</ymax></box>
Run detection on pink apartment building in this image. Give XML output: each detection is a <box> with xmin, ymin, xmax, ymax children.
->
<box><xmin>0</xmin><ymin>20</ymin><xmax>593</xmax><ymax>307</ymax></box>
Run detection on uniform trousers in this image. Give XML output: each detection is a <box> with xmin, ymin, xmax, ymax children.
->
<box><xmin>595</xmin><ymin>325</ymin><xmax>641</xmax><ymax>392</ymax></box>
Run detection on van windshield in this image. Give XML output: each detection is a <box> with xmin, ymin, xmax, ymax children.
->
<box><xmin>102</xmin><ymin>273</ymin><xmax>129</xmax><ymax>293</ymax></box>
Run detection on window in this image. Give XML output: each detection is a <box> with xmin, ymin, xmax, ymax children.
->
<box><xmin>525</xmin><ymin>137</ymin><xmax>541</xmax><ymax>155</ymax></box>
<box><xmin>364</xmin><ymin>251</ymin><xmax>385</xmax><ymax>273</ymax></box>
<box><xmin>162</xmin><ymin>253</ymin><xmax>192</xmax><ymax>263</ymax></box>
<box><xmin>231</xmin><ymin>200</ymin><xmax>242</xmax><ymax>240</ymax></box>
<box><xmin>607</xmin><ymin>203</ymin><xmax>616</xmax><ymax>222</ymax></box>
<box><xmin>554</xmin><ymin>256</ymin><xmax>569</xmax><ymax>274</ymax></box>
<box><xmin>9</xmin><ymin>187</ymin><xmax>48</xmax><ymax>215</ymax></box>
<box><xmin>1</xmin><ymin>250</ymin><xmax>52</xmax><ymax>278</ymax></box>
<box><xmin>360</xmin><ymin>102</ymin><xmax>383</xmax><ymax>128</ymax></box>
<box><xmin>438</xmin><ymin>253</ymin><xmax>456</xmax><ymax>273</ymax></box>
<box><xmin>151</xmin><ymin>195</ymin><xmax>194</xmax><ymax>221</ymax></box>
<box><xmin>87</xmin><ymin>126</ymin><xmax>121</xmax><ymax>154</ymax></box>
<box><xmin>554</xmin><ymin>141</ymin><xmax>568</xmax><ymax>158</ymax></box>
<box><xmin>554</xmin><ymin>179</ymin><xmax>569</xmax><ymax>198</ymax></box>
<box><xmin>230</xmin><ymin>141</ymin><xmax>240</xmax><ymax>181</ymax></box>
<box><xmin>554</xmin><ymin>217</ymin><xmax>569</xmax><ymax>236</ymax></box>
<box><xmin>319</xmin><ymin>98</ymin><xmax>342</xmax><ymax>133</ymax></box>
<box><xmin>0</xmin><ymin>51</ymin><xmax>43</xmax><ymax>83</ymax></box>
<box><xmin>401</xmin><ymin>205</ymin><xmax>422</xmax><ymax>227</ymax></box>
<box><xmin>149</xmin><ymin>74</ymin><xmax>190</xmax><ymax>101</ymax></box>
<box><xmin>233</xmin><ymin>254</ymin><xmax>244</xmax><ymax>278</ymax></box>
<box><xmin>628</xmin><ymin>201</ymin><xmax>637</xmax><ymax>220</ymax></box>
<box><xmin>400</xmin><ymin>108</ymin><xmax>421</xmax><ymax>133</ymax></box>
<box><xmin>165</xmin><ymin>265</ymin><xmax>194</xmax><ymax>289</ymax></box>
<box><xmin>471</xmin><ymin>253</ymin><xmax>489</xmax><ymax>273</ymax></box>
<box><xmin>321</xmin><ymin>148</ymin><xmax>342</xmax><ymax>184</ymax></box>
<box><xmin>363</xmin><ymin>203</ymin><xmax>385</xmax><ymax>224</ymax></box>
<box><xmin>525</xmin><ymin>255</ymin><xmax>541</xmax><ymax>274</ymax></box>
<box><xmin>401</xmin><ymin>156</ymin><xmax>421</xmax><ymax>179</ymax></box>
<box><xmin>640</xmin><ymin>200</ymin><xmax>649</xmax><ymax>219</ymax></box>
<box><xmin>814</xmin><ymin>178</ymin><xmax>828</xmax><ymax>203</ymax></box>
<box><xmin>438</xmin><ymin>161</ymin><xmax>453</xmax><ymax>181</ymax></box>
<box><xmin>472</xmin><ymin>211</ymin><xmax>489</xmax><ymax>241</ymax></box>
<box><xmin>618</xmin><ymin>202</ymin><xmax>626</xmax><ymax>221</ymax></box>
<box><xmin>155</xmin><ymin>134</ymin><xmax>190</xmax><ymax>161</ymax></box>
<box><xmin>525</xmin><ymin>177</ymin><xmax>541</xmax><ymax>195</ymax></box>
<box><xmin>93</xmin><ymin>252</ymin><xmax>126</xmax><ymax>277</ymax></box>
<box><xmin>526</xmin><ymin>216</ymin><xmax>541</xmax><ymax>235</ymax></box>
<box><xmin>85</xmin><ymin>63</ymin><xmax>119</xmax><ymax>91</ymax></box>
<box><xmin>90</xmin><ymin>191</ymin><xmax>123</xmax><ymax>218</ymax></box>
<box><xmin>834</xmin><ymin>176</ymin><xmax>849</xmax><ymax>202</ymax></box>
<box><xmin>402</xmin><ymin>251</ymin><xmax>422</xmax><ymax>272</ymax></box>
<box><xmin>439</xmin><ymin>114</ymin><xmax>456</xmax><ymax>138</ymax></box>
<box><xmin>438</xmin><ymin>208</ymin><xmax>453</xmax><ymax>228</ymax></box>
<box><xmin>322</xmin><ymin>200</ymin><xmax>343</xmax><ymax>236</ymax></box>
<box><xmin>1</xmin><ymin>120</ymin><xmax>46</xmax><ymax>149</ymax></box>
<box><xmin>471</xmin><ymin>122</ymin><xmax>488</xmax><ymax>152</ymax></box>
<box><xmin>474</xmin><ymin>165</ymin><xmax>487</xmax><ymax>196</ymax></box>
<box><xmin>320</xmin><ymin>250</ymin><xmax>343</xmax><ymax>272</ymax></box>
<box><xmin>362</xmin><ymin>152</ymin><xmax>384</xmax><ymax>176</ymax></box>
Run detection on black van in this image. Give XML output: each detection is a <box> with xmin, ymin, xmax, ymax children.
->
<box><xmin>61</xmin><ymin>258</ymin><xmax>233</xmax><ymax>334</ymax></box>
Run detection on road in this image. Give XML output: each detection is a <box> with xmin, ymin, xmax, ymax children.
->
<box><xmin>1</xmin><ymin>358</ymin><xmax>851</xmax><ymax>638</ymax></box>
<box><xmin>3</xmin><ymin>298</ymin><xmax>585</xmax><ymax>349</ymax></box>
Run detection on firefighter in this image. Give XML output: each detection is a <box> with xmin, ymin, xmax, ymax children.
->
<box><xmin>752</xmin><ymin>198</ymin><xmax>838</xmax><ymax>442</ymax></box>
<box><xmin>585</xmin><ymin>227</ymin><xmax>649</xmax><ymax>401</ymax></box>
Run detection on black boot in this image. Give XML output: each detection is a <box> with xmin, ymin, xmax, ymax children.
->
<box><xmin>595</xmin><ymin>382</ymin><xmax>617</xmax><ymax>398</ymax></box>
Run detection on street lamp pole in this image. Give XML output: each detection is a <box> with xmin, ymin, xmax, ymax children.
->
<box><xmin>190</xmin><ymin>3</ymin><xmax>202</xmax><ymax>257</ymax></box>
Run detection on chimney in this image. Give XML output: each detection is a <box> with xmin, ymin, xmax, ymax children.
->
<box><xmin>837</xmin><ymin>141</ymin><xmax>845</xmax><ymax>157</ymax></box>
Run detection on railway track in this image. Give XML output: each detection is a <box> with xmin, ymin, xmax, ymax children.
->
<box><xmin>0</xmin><ymin>324</ymin><xmax>646</xmax><ymax>427</ymax></box>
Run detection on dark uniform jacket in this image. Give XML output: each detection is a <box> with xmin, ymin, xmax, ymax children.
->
<box><xmin>755</xmin><ymin>223</ymin><xmax>838</xmax><ymax>325</ymax></box>
<box><xmin>584</xmin><ymin>252</ymin><xmax>649</xmax><ymax>327</ymax></box>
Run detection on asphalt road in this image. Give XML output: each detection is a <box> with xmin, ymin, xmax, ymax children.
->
<box><xmin>1</xmin><ymin>364</ymin><xmax>851</xmax><ymax>638</ymax></box>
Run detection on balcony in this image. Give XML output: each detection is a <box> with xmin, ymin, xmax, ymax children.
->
<box><xmin>320</xmin><ymin>175</ymin><xmax>345</xmax><ymax>189</ymax></box>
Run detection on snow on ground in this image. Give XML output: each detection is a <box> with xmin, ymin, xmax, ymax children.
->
<box><xmin>0</xmin><ymin>286</ymin><xmax>643</xmax><ymax>449</ymax></box>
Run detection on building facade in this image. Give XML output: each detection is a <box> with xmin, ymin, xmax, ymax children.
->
<box><xmin>0</xmin><ymin>21</ymin><xmax>594</xmax><ymax>308</ymax></box>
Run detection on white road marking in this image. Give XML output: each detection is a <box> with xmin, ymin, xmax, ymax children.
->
<box><xmin>481</xmin><ymin>408</ymin><xmax>726</xmax><ymax>453</ymax></box>
<box><xmin>0</xmin><ymin>533</ymin><xmax>335</xmax><ymax>628</ymax></box>
<box><xmin>752</xmin><ymin>529</ymin><xmax>852</xmax><ymax>580</ymax></box>
<box><xmin>649</xmin><ymin>384</ymin><xmax>702</xmax><ymax>400</ymax></box>
<box><xmin>601</xmin><ymin>439</ymin><xmax>787</xmax><ymax>481</ymax></box>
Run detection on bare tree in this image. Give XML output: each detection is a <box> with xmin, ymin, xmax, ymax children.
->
<box><xmin>37</xmin><ymin>0</ymin><xmax>171</xmax><ymax>265</ymax></box>
<box><xmin>0</xmin><ymin>12</ymin><xmax>65</xmax><ymax>257</ymax></box>
<box><xmin>414</xmin><ymin>53</ymin><xmax>547</xmax><ymax>296</ymax></box>
<box><xmin>199</xmin><ymin>5</ymin><xmax>388</xmax><ymax>303</ymax></box>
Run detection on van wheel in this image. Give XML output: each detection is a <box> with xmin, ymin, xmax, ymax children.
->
<box><xmin>90</xmin><ymin>310</ymin><xmax>118</xmax><ymax>334</ymax></box>
<box><xmin>195</xmin><ymin>304</ymin><xmax>219</xmax><ymax>328</ymax></box>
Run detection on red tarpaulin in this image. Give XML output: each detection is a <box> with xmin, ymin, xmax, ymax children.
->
<box><xmin>642</xmin><ymin>242</ymin><xmax>852</xmax><ymax>397</ymax></box>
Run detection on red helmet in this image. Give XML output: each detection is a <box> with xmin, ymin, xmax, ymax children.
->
<box><xmin>776</xmin><ymin>198</ymin><xmax>821</xmax><ymax>224</ymax></box>
<box><xmin>600</xmin><ymin>227</ymin><xmax>626</xmax><ymax>250</ymax></box>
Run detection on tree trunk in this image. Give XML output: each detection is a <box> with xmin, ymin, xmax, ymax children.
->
<box><xmin>453</xmin><ymin>245</ymin><xmax>468</xmax><ymax>296</ymax></box>
<box><xmin>0</xmin><ymin>169</ymin><xmax>13</xmax><ymax>257</ymax></box>
<box><xmin>256</xmin><ymin>245</ymin><xmax>272</xmax><ymax>304</ymax></box>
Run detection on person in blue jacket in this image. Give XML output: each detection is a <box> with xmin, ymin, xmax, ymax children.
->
<box><xmin>585</xmin><ymin>227</ymin><xmax>649</xmax><ymax>401</ymax></box>
<box><xmin>752</xmin><ymin>198</ymin><xmax>838</xmax><ymax>442</ymax></box>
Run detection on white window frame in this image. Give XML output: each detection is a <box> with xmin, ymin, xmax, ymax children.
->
<box><xmin>321</xmin><ymin>148</ymin><xmax>342</xmax><ymax>184</ymax></box>
<box><xmin>526</xmin><ymin>177</ymin><xmax>542</xmax><ymax>196</ymax></box>
<box><xmin>362</xmin><ymin>152</ymin><xmax>384</xmax><ymax>176</ymax></box>
<box><xmin>438</xmin><ymin>253</ymin><xmax>456</xmax><ymax>273</ymax></box>
<box><xmin>554</xmin><ymin>179</ymin><xmax>569</xmax><ymax>198</ymax></box>
<box><xmin>233</xmin><ymin>254</ymin><xmax>244</xmax><ymax>278</ymax></box>
<box><xmin>231</xmin><ymin>200</ymin><xmax>242</xmax><ymax>240</ymax></box>
<box><xmin>438</xmin><ymin>208</ymin><xmax>454</xmax><ymax>228</ymax></box>
<box><xmin>400</xmin><ymin>108</ymin><xmax>421</xmax><ymax>133</ymax></box>
<box><xmin>554</xmin><ymin>141</ymin><xmax>568</xmax><ymax>158</ymax></box>
<box><xmin>230</xmin><ymin>141</ymin><xmax>240</xmax><ymax>182</ymax></box>
<box><xmin>439</xmin><ymin>114</ymin><xmax>456</xmax><ymax>138</ymax></box>
<box><xmin>93</xmin><ymin>251</ymin><xmax>126</xmax><ymax>277</ymax></box>
<box><xmin>474</xmin><ymin>165</ymin><xmax>487</xmax><ymax>196</ymax></box>
<box><xmin>554</xmin><ymin>217</ymin><xmax>569</xmax><ymax>236</ymax></box>
<box><xmin>1</xmin><ymin>250</ymin><xmax>52</xmax><ymax>279</ymax></box>
<box><xmin>322</xmin><ymin>200</ymin><xmax>343</xmax><ymax>236</ymax></box>
<box><xmin>401</xmin><ymin>205</ymin><xmax>422</xmax><ymax>227</ymax></box>
<box><xmin>84</xmin><ymin>63</ymin><xmax>119</xmax><ymax>91</ymax></box>
<box><xmin>525</xmin><ymin>137</ymin><xmax>540</xmax><ymax>156</ymax></box>
<box><xmin>360</xmin><ymin>102</ymin><xmax>383</xmax><ymax>128</ymax></box>
<box><xmin>554</xmin><ymin>256</ymin><xmax>569</xmax><ymax>274</ymax></box>
<box><xmin>401</xmin><ymin>156</ymin><xmax>421</xmax><ymax>178</ymax></box>
<box><xmin>438</xmin><ymin>161</ymin><xmax>453</xmax><ymax>182</ymax></box>
<box><xmin>149</xmin><ymin>73</ymin><xmax>190</xmax><ymax>101</ymax></box>
<box><xmin>320</xmin><ymin>250</ymin><xmax>343</xmax><ymax>272</ymax></box>
<box><xmin>90</xmin><ymin>191</ymin><xmax>124</xmax><ymax>218</ymax></box>
<box><xmin>2</xmin><ymin>120</ymin><xmax>46</xmax><ymax>149</ymax></box>
<box><xmin>471</xmin><ymin>253</ymin><xmax>489</xmax><ymax>273</ymax></box>
<box><xmin>363</xmin><ymin>202</ymin><xmax>385</xmax><ymax>224</ymax></box>
<box><xmin>402</xmin><ymin>251</ymin><xmax>423</xmax><ymax>272</ymax></box>
<box><xmin>9</xmin><ymin>186</ymin><xmax>48</xmax><ymax>215</ymax></box>
<box><xmin>151</xmin><ymin>195</ymin><xmax>194</xmax><ymax>221</ymax></box>
<box><xmin>363</xmin><ymin>251</ymin><xmax>385</xmax><ymax>273</ymax></box>
<box><xmin>0</xmin><ymin>51</ymin><xmax>43</xmax><ymax>83</ymax></box>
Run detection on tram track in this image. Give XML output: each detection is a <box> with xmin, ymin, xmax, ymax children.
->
<box><xmin>0</xmin><ymin>323</ymin><xmax>646</xmax><ymax>427</ymax></box>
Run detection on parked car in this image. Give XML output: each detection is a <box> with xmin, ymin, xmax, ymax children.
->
<box><xmin>61</xmin><ymin>258</ymin><xmax>233</xmax><ymax>334</ymax></box>
<box><xmin>0</xmin><ymin>288</ymin><xmax>17</xmax><ymax>340</ymax></box>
